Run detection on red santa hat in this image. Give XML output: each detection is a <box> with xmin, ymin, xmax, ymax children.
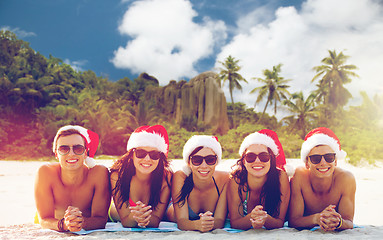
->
<box><xmin>53</xmin><ymin>125</ymin><xmax>99</xmax><ymax>168</ymax></box>
<box><xmin>301</xmin><ymin>127</ymin><xmax>347</xmax><ymax>162</ymax></box>
<box><xmin>182</xmin><ymin>135</ymin><xmax>222</xmax><ymax>176</ymax></box>
<box><xmin>126</xmin><ymin>125</ymin><xmax>169</xmax><ymax>157</ymax></box>
<box><xmin>239</xmin><ymin>129</ymin><xmax>286</xmax><ymax>170</ymax></box>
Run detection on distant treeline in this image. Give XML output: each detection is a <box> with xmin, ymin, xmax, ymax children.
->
<box><xmin>0</xmin><ymin>30</ymin><xmax>382</xmax><ymax>164</ymax></box>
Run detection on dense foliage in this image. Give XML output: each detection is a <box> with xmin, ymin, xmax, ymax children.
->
<box><xmin>1</xmin><ymin>30</ymin><xmax>382</xmax><ymax>164</ymax></box>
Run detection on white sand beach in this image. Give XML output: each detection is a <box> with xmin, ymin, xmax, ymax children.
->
<box><xmin>0</xmin><ymin>159</ymin><xmax>382</xmax><ymax>239</ymax></box>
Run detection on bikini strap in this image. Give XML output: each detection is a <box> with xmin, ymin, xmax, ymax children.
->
<box><xmin>243</xmin><ymin>190</ymin><xmax>248</xmax><ymax>216</ymax></box>
<box><xmin>212</xmin><ymin>176</ymin><xmax>220</xmax><ymax>197</ymax></box>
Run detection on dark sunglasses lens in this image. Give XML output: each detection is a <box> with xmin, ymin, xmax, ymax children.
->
<box><xmin>135</xmin><ymin>149</ymin><xmax>148</xmax><ymax>158</ymax></box>
<box><xmin>309</xmin><ymin>155</ymin><xmax>322</xmax><ymax>164</ymax></box>
<box><xmin>58</xmin><ymin>145</ymin><xmax>70</xmax><ymax>155</ymax></box>
<box><xmin>191</xmin><ymin>156</ymin><xmax>203</xmax><ymax>166</ymax></box>
<box><xmin>148</xmin><ymin>151</ymin><xmax>161</xmax><ymax>160</ymax></box>
<box><xmin>258</xmin><ymin>152</ymin><xmax>270</xmax><ymax>162</ymax></box>
<box><xmin>205</xmin><ymin>155</ymin><xmax>217</xmax><ymax>165</ymax></box>
<box><xmin>324</xmin><ymin>153</ymin><xmax>336</xmax><ymax>163</ymax></box>
<box><xmin>245</xmin><ymin>153</ymin><xmax>257</xmax><ymax>163</ymax></box>
<box><xmin>73</xmin><ymin>145</ymin><xmax>85</xmax><ymax>155</ymax></box>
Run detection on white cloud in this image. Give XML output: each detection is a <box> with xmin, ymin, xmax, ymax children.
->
<box><xmin>64</xmin><ymin>59</ymin><xmax>88</xmax><ymax>72</ymax></box>
<box><xmin>111</xmin><ymin>0</ymin><xmax>226</xmax><ymax>85</ymax></box>
<box><xmin>215</xmin><ymin>0</ymin><xmax>383</xmax><ymax>112</ymax></box>
<box><xmin>1</xmin><ymin>26</ymin><xmax>36</xmax><ymax>38</ymax></box>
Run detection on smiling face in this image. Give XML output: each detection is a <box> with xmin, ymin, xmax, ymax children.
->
<box><xmin>243</xmin><ymin>144</ymin><xmax>270</xmax><ymax>178</ymax></box>
<box><xmin>132</xmin><ymin>146</ymin><xmax>160</xmax><ymax>175</ymax></box>
<box><xmin>55</xmin><ymin>134</ymin><xmax>87</xmax><ymax>171</ymax></box>
<box><xmin>306</xmin><ymin>145</ymin><xmax>337</xmax><ymax>178</ymax></box>
<box><xmin>188</xmin><ymin>147</ymin><xmax>217</xmax><ymax>180</ymax></box>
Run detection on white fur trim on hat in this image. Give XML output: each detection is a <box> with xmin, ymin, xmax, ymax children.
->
<box><xmin>182</xmin><ymin>135</ymin><xmax>222</xmax><ymax>176</ymax></box>
<box><xmin>239</xmin><ymin>132</ymin><xmax>279</xmax><ymax>157</ymax></box>
<box><xmin>301</xmin><ymin>133</ymin><xmax>347</xmax><ymax>162</ymax></box>
<box><xmin>127</xmin><ymin>131</ymin><xmax>168</xmax><ymax>154</ymax></box>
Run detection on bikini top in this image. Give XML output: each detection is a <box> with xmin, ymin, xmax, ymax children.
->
<box><xmin>243</xmin><ymin>190</ymin><xmax>249</xmax><ymax>216</ymax></box>
<box><xmin>188</xmin><ymin>176</ymin><xmax>220</xmax><ymax>220</ymax></box>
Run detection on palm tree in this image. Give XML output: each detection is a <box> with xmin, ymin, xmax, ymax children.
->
<box><xmin>282</xmin><ymin>92</ymin><xmax>317</xmax><ymax>139</ymax></box>
<box><xmin>251</xmin><ymin>64</ymin><xmax>291</xmax><ymax>121</ymax></box>
<box><xmin>218</xmin><ymin>55</ymin><xmax>247</xmax><ymax>128</ymax></box>
<box><xmin>312</xmin><ymin>50</ymin><xmax>358</xmax><ymax>110</ymax></box>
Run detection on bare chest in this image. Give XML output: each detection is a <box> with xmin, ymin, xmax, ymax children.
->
<box><xmin>302</xmin><ymin>185</ymin><xmax>341</xmax><ymax>215</ymax></box>
<box><xmin>53</xmin><ymin>183</ymin><xmax>94</xmax><ymax>215</ymax></box>
<box><xmin>188</xmin><ymin>187</ymin><xmax>219</xmax><ymax>213</ymax></box>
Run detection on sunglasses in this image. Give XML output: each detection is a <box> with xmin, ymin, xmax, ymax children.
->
<box><xmin>57</xmin><ymin>145</ymin><xmax>86</xmax><ymax>155</ymax></box>
<box><xmin>243</xmin><ymin>152</ymin><xmax>270</xmax><ymax>163</ymax></box>
<box><xmin>134</xmin><ymin>148</ymin><xmax>162</xmax><ymax>160</ymax></box>
<box><xmin>190</xmin><ymin>155</ymin><xmax>217</xmax><ymax>166</ymax></box>
<box><xmin>308</xmin><ymin>153</ymin><xmax>336</xmax><ymax>164</ymax></box>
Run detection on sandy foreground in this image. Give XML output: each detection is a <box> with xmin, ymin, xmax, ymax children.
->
<box><xmin>0</xmin><ymin>158</ymin><xmax>382</xmax><ymax>239</ymax></box>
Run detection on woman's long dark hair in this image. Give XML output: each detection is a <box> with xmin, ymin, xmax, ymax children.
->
<box><xmin>110</xmin><ymin>148</ymin><xmax>172</xmax><ymax>210</ymax></box>
<box><xmin>174</xmin><ymin>146</ymin><xmax>204</xmax><ymax>207</ymax></box>
<box><xmin>231</xmin><ymin>147</ymin><xmax>282</xmax><ymax>217</ymax></box>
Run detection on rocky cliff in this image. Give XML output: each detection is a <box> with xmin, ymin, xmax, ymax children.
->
<box><xmin>143</xmin><ymin>71</ymin><xmax>229</xmax><ymax>134</ymax></box>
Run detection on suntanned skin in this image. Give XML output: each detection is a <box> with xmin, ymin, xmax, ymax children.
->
<box><xmin>288</xmin><ymin>145</ymin><xmax>356</xmax><ymax>231</ymax></box>
<box><xmin>34</xmin><ymin>134</ymin><xmax>111</xmax><ymax>232</ymax></box>
<box><xmin>110</xmin><ymin>146</ymin><xmax>171</xmax><ymax>228</ymax></box>
<box><xmin>171</xmin><ymin>147</ymin><xmax>229</xmax><ymax>232</ymax></box>
<box><xmin>227</xmin><ymin>144</ymin><xmax>290</xmax><ymax>230</ymax></box>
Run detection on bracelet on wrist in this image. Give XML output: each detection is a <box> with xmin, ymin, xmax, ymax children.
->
<box><xmin>57</xmin><ymin>218</ymin><xmax>69</xmax><ymax>232</ymax></box>
<box><xmin>335</xmin><ymin>217</ymin><xmax>343</xmax><ymax>229</ymax></box>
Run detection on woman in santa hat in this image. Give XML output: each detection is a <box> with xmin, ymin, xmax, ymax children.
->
<box><xmin>109</xmin><ymin>125</ymin><xmax>172</xmax><ymax>228</ymax></box>
<box><xmin>227</xmin><ymin>129</ymin><xmax>290</xmax><ymax>230</ymax></box>
<box><xmin>171</xmin><ymin>135</ymin><xmax>229</xmax><ymax>232</ymax></box>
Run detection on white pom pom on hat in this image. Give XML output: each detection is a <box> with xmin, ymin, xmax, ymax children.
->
<box><xmin>126</xmin><ymin>125</ymin><xmax>169</xmax><ymax>157</ymax></box>
<box><xmin>182</xmin><ymin>135</ymin><xmax>222</xmax><ymax>176</ymax></box>
<box><xmin>53</xmin><ymin>125</ymin><xmax>99</xmax><ymax>168</ymax></box>
<box><xmin>301</xmin><ymin>127</ymin><xmax>347</xmax><ymax>163</ymax></box>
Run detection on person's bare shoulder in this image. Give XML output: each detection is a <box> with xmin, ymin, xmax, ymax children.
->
<box><xmin>334</xmin><ymin>167</ymin><xmax>356</xmax><ymax>186</ymax></box>
<box><xmin>214</xmin><ymin>170</ymin><xmax>230</xmax><ymax>181</ymax></box>
<box><xmin>37</xmin><ymin>163</ymin><xmax>60</xmax><ymax>177</ymax></box>
<box><xmin>290</xmin><ymin>166</ymin><xmax>309</xmax><ymax>186</ymax></box>
<box><xmin>173</xmin><ymin>170</ymin><xmax>188</xmax><ymax>181</ymax></box>
<box><xmin>88</xmin><ymin>165</ymin><xmax>109</xmax><ymax>184</ymax></box>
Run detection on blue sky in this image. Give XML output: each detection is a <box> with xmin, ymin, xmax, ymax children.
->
<box><xmin>1</xmin><ymin>0</ymin><xmax>383</xmax><ymax>112</ymax></box>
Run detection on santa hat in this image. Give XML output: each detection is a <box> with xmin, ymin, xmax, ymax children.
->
<box><xmin>301</xmin><ymin>127</ymin><xmax>347</xmax><ymax>162</ymax></box>
<box><xmin>182</xmin><ymin>135</ymin><xmax>222</xmax><ymax>176</ymax></box>
<box><xmin>239</xmin><ymin>129</ymin><xmax>286</xmax><ymax>170</ymax></box>
<box><xmin>126</xmin><ymin>125</ymin><xmax>169</xmax><ymax>157</ymax></box>
<box><xmin>53</xmin><ymin>125</ymin><xmax>99</xmax><ymax>168</ymax></box>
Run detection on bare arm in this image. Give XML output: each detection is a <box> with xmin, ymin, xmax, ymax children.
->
<box><xmin>172</xmin><ymin>171</ymin><xmax>214</xmax><ymax>232</ymax></box>
<box><xmin>81</xmin><ymin>165</ymin><xmax>111</xmax><ymax>230</ymax></box>
<box><xmin>213</xmin><ymin>180</ymin><xmax>228</xmax><ymax>229</ymax></box>
<box><xmin>261</xmin><ymin>170</ymin><xmax>290</xmax><ymax>229</ymax></box>
<box><xmin>146</xmin><ymin>174</ymin><xmax>172</xmax><ymax>228</ymax></box>
<box><xmin>227</xmin><ymin>178</ymin><xmax>252</xmax><ymax>230</ymax></box>
<box><xmin>34</xmin><ymin>165</ymin><xmax>63</xmax><ymax>231</ymax></box>
<box><xmin>288</xmin><ymin>168</ymin><xmax>320</xmax><ymax>229</ymax></box>
<box><xmin>110</xmin><ymin>172</ymin><xmax>141</xmax><ymax>228</ymax></box>
<box><xmin>336</xmin><ymin>171</ymin><xmax>356</xmax><ymax>230</ymax></box>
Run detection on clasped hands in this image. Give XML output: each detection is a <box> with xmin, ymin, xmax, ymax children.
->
<box><xmin>250</xmin><ymin>205</ymin><xmax>268</xmax><ymax>229</ymax></box>
<box><xmin>129</xmin><ymin>201</ymin><xmax>153</xmax><ymax>228</ymax></box>
<box><xmin>62</xmin><ymin>206</ymin><xmax>84</xmax><ymax>232</ymax></box>
<box><xmin>317</xmin><ymin>205</ymin><xmax>342</xmax><ymax>231</ymax></box>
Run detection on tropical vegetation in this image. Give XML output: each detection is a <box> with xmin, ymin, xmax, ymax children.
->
<box><xmin>1</xmin><ymin>30</ymin><xmax>382</xmax><ymax>165</ymax></box>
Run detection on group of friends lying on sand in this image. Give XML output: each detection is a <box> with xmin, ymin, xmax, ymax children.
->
<box><xmin>34</xmin><ymin>124</ymin><xmax>355</xmax><ymax>233</ymax></box>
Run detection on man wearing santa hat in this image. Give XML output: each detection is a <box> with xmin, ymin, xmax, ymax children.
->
<box><xmin>288</xmin><ymin>127</ymin><xmax>356</xmax><ymax>231</ymax></box>
<box><xmin>34</xmin><ymin>125</ymin><xmax>111</xmax><ymax>232</ymax></box>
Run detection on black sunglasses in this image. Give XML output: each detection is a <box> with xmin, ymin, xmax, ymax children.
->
<box><xmin>190</xmin><ymin>155</ymin><xmax>217</xmax><ymax>166</ymax></box>
<box><xmin>243</xmin><ymin>152</ymin><xmax>270</xmax><ymax>163</ymax></box>
<box><xmin>308</xmin><ymin>153</ymin><xmax>336</xmax><ymax>164</ymax></box>
<box><xmin>134</xmin><ymin>148</ymin><xmax>162</xmax><ymax>160</ymax></box>
<box><xmin>57</xmin><ymin>145</ymin><xmax>86</xmax><ymax>155</ymax></box>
